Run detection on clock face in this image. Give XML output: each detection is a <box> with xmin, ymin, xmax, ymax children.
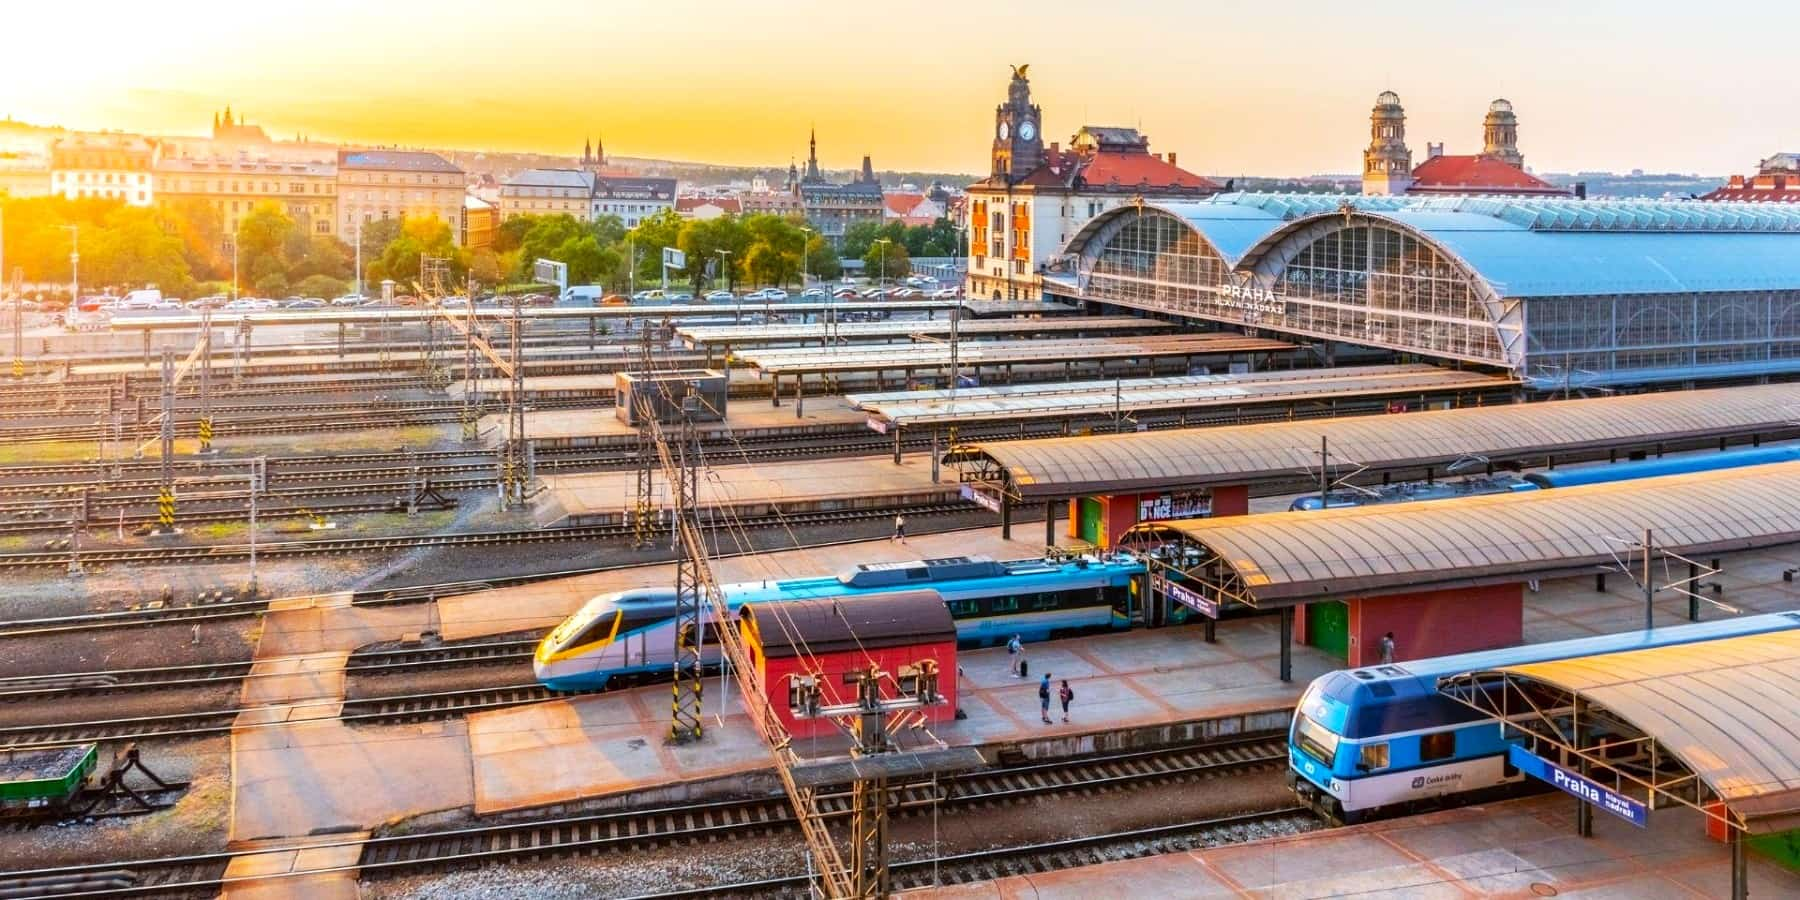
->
<box><xmin>998</xmin><ymin>121</ymin><xmax>1010</xmax><ymax>141</ymax></box>
<box><xmin>1019</xmin><ymin>120</ymin><xmax>1036</xmax><ymax>142</ymax></box>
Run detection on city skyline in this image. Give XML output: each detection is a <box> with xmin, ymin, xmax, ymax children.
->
<box><xmin>1</xmin><ymin>1</ymin><xmax>1793</xmax><ymax>177</ymax></box>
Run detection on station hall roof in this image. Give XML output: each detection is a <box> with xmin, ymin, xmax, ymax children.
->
<box><xmin>1121</xmin><ymin>461</ymin><xmax>1800</xmax><ymax>606</ymax></box>
<box><xmin>1064</xmin><ymin>192</ymin><xmax>1800</xmax><ymax>297</ymax></box>
<box><xmin>1489</xmin><ymin>629</ymin><xmax>1800</xmax><ymax>833</ymax></box>
<box><xmin>953</xmin><ymin>382</ymin><xmax>1800</xmax><ymax>500</ymax></box>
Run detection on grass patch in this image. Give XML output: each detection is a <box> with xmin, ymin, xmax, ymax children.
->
<box><xmin>0</xmin><ymin>440</ymin><xmax>103</xmax><ymax>464</ymax></box>
<box><xmin>185</xmin><ymin>520</ymin><xmax>248</xmax><ymax>541</ymax></box>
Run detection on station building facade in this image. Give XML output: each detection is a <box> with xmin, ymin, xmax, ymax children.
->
<box><xmin>1044</xmin><ymin>192</ymin><xmax>1800</xmax><ymax>390</ymax></box>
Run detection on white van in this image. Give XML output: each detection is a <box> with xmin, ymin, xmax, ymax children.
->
<box><xmin>119</xmin><ymin>289</ymin><xmax>164</xmax><ymax>310</ymax></box>
<box><xmin>562</xmin><ymin>285</ymin><xmax>606</xmax><ymax>306</ymax></box>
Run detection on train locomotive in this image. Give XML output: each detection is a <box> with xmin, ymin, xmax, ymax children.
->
<box><xmin>535</xmin><ymin>553</ymin><xmax>1144</xmax><ymax>691</ymax></box>
<box><xmin>1287</xmin><ymin>612</ymin><xmax>1800</xmax><ymax>824</ymax></box>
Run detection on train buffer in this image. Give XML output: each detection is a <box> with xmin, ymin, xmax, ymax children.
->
<box><xmin>0</xmin><ymin>742</ymin><xmax>185</xmax><ymax>823</ymax></box>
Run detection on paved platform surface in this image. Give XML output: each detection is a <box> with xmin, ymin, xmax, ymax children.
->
<box><xmin>220</xmin><ymin>832</ymin><xmax>368</xmax><ymax>900</ymax></box>
<box><xmin>435</xmin><ymin>527</ymin><xmax>1058</xmax><ymax>641</ymax></box>
<box><xmin>465</xmin><ymin>614</ymin><xmax>1329</xmax><ymax>813</ymax></box>
<box><xmin>485</xmin><ymin>394</ymin><xmax>868</xmax><ymax>444</ymax></box>
<box><xmin>530</xmin><ymin>453</ymin><xmax>959</xmax><ymax>526</ymax></box>
<box><xmin>903</xmin><ymin>794</ymin><xmax>1800</xmax><ymax>898</ymax></box>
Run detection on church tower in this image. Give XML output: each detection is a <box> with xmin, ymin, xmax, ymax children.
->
<box><xmin>859</xmin><ymin>154</ymin><xmax>875</xmax><ymax>185</ymax></box>
<box><xmin>1362</xmin><ymin>90</ymin><xmax>1413</xmax><ymax>195</ymax></box>
<box><xmin>803</xmin><ymin>128</ymin><xmax>824</xmax><ymax>184</ymax></box>
<box><xmin>1482</xmin><ymin>99</ymin><xmax>1523</xmax><ymax>168</ymax></box>
<box><xmin>991</xmin><ymin>65</ymin><xmax>1045</xmax><ymax>182</ymax></box>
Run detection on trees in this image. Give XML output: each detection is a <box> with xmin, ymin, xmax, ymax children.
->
<box><xmin>841</xmin><ymin>220</ymin><xmax>885</xmax><ymax>259</ymax></box>
<box><xmin>368</xmin><ymin>216</ymin><xmax>462</xmax><ymax>287</ymax></box>
<box><xmin>625</xmin><ymin>208</ymin><xmax>683</xmax><ymax>287</ymax></box>
<box><xmin>84</xmin><ymin>206</ymin><xmax>196</xmax><ymax>297</ymax></box>
<box><xmin>294</xmin><ymin>273</ymin><xmax>347</xmax><ymax>299</ymax></box>
<box><xmin>805</xmin><ymin>234</ymin><xmax>841</xmax><ymax>282</ymax></box>
<box><xmin>862</xmin><ymin>238</ymin><xmax>910</xmax><ymax>282</ymax></box>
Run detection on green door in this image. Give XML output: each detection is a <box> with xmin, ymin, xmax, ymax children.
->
<box><xmin>1306</xmin><ymin>601</ymin><xmax>1350</xmax><ymax>661</ymax></box>
<box><xmin>1078</xmin><ymin>498</ymin><xmax>1104</xmax><ymax>546</ymax></box>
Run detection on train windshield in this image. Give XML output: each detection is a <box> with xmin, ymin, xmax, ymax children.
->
<box><xmin>549</xmin><ymin>609</ymin><xmax>621</xmax><ymax>651</ymax></box>
<box><xmin>1293</xmin><ymin>713</ymin><xmax>1340</xmax><ymax>766</ymax></box>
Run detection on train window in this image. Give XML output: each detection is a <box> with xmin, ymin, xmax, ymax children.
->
<box><xmin>1358</xmin><ymin>742</ymin><xmax>1389</xmax><ymax>772</ymax></box>
<box><xmin>990</xmin><ymin>596</ymin><xmax>1020</xmax><ymax>613</ymax></box>
<box><xmin>562</xmin><ymin>611</ymin><xmax>621</xmax><ymax>650</ymax></box>
<box><xmin>1419</xmin><ymin>731</ymin><xmax>1456</xmax><ymax>762</ymax></box>
<box><xmin>947</xmin><ymin>599</ymin><xmax>979</xmax><ymax>617</ymax></box>
<box><xmin>1030</xmin><ymin>593</ymin><xmax>1059</xmax><ymax>610</ymax></box>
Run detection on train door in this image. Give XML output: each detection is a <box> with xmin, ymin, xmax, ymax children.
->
<box><xmin>1307</xmin><ymin>601</ymin><xmax>1351</xmax><ymax>660</ymax></box>
<box><xmin>1078</xmin><ymin>498</ymin><xmax>1105</xmax><ymax>545</ymax></box>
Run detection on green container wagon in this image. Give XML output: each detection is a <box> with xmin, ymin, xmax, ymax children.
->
<box><xmin>0</xmin><ymin>745</ymin><xmax>98</xmax><ymax>809</ymax></box>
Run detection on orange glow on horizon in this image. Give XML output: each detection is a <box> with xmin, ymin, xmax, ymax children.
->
<box><xmin>1</xmin><ymin>1</ymin><xmax>1792</xmax><ymax>177</ymax></box>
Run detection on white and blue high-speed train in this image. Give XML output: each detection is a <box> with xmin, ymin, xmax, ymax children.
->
<box><xmin>1288</xmin><ymin>612</ymin><xmax>1800</xmax><ymax>823</ymax></box>
<box><xmin>535</xmin><ymin>553</ymin><xmax>1145</xmax><ymax>691</ymax></box>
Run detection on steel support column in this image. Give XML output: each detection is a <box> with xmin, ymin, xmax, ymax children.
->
<box><xmin>1044</xmin><ymin>500</ymin><xmax>1055</xmax><ymax>549</ymax></box>
<box><xmin>1278</xmin><ymin>606</ymin><xmax>1294</xmax><ymax>683</ymax></box>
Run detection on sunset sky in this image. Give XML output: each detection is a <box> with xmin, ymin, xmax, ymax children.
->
<box><xmin>1</xmin><ymin>0</ymin><xmax>1791</xmax><ymax>177</ymax></box>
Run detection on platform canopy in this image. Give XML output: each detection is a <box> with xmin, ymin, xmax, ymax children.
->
<box><xmin>1116</xmin><ymin>461</ymin><xmax>1800</xmax><ymax>607</ymax></box>
<box><xmin>1440</xmin><ymin>626</ymin><xmax>1800</xmax><ymax>834</ymax></box>
<box><xmin>951</xmin><ymin>382</ymin><xmax>1800</xmax><ymax>501</ymax></box>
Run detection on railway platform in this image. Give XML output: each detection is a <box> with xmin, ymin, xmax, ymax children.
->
<box><xmin>498</xmin><ymin>399</ymin><xmax>869</xmax><ymax>450</ymax></box>
<box><xmin>529</xmin><ymin>453</ymin><xmax>962</xmax><ymax>527</ymax></box>
<box><xmin>901</xmin><ymin>793</ymin><xmax>1800</xmax><ymax>898</ymax></box>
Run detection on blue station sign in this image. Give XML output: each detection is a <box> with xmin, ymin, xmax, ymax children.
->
<box><xmin>1157</xmin><ymin>576</ymin><xmax>1219</xmax><ymax>619</ymax></box>
<box><xmin>1508</xmin><ymin>744</ymin><xmax>1647</xmax><ymax>827</ymax></box>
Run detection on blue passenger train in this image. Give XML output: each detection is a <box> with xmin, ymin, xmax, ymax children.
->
<box><xmin>535</xmin><ymin>553</ymin><xmax>1145</xmax><ymax>691</ymax></box>
<box><xmin>1290</xmin><ymin>443</ymin><xmax>1800</xmax><ymax>511</ymax></box>
<box><xmin>1287</xmin><ymin>612</ymin><xmax>1800</xmax><ymax>823</ymax></box>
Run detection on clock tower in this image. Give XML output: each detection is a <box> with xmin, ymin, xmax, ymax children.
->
<box><xmin>992</xmin><ymin>64</ymin><xmax>1045</xmax><ymax>181</ymax></box>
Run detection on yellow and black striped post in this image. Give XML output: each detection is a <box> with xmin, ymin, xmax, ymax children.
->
<box><xmin>156</xmin><ymin>486</ymin><xmax>176</xmax><ymax>533</ymax></box>
<box><xmin>10</xmin><ymin>358</ymin><xmax>20</xmax><ymax>380</ymax></box>
<box><xmin>198</xmin><ymin>416</ymin><xmax>213</xmax><ymax>454</ymax></box>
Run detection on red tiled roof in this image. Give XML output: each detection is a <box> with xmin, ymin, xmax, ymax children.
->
<box><xmin>884</xmin><ymin>192</ymin><xmax>927</xmax><ymax>216</ymax></box>
<box><xmin>1074</xmin><ymin>150</ymin><xmax>1218</xmax><ymax>192</ymax></box>
<box><xmin>1700</xmin><ymin>187</ymin><xmax>1800</xmax><ymax>202</ymax></box>
<box><xmin>676</xmin><ymin>197</ymin><xmax>741</xmax><ymax>214</ymax></box>
<box><xmin>1407</xmin><ymin>155</ymin><xmax>1566</xmax><ymax>195</ymax></box>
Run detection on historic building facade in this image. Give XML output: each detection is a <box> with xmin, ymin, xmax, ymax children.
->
<box><xmin>153</xmin><ymin>109</ymin><xmax>340</xmax><ymax>235</ymax></box>
<box><xmin>49</xmin><ymin>133</ymin><xmax>157</xmax><ymax>206</ymax></box>
<box><xmin>964</xmin><ymin>65</ymin><xmax>1218</xmax><ymax>300</ymax></box>
<box><xmin>1361</xmin><ymin>94</ymin><xmax>1567</xmax><ymax>197</ymax></box>
<box><xmin>1703</xmin><ymin>153</ymin><xmax>1800</xmax><ymax>202</ymax></box>
<box><xmin>336</xmin><ymin>149</ymin><xmax>466</xmax><ymax>243</ymax></box>
<box><xmin>788</xmin><ymin>130</ymin><xmax>884</xmax><ymax>248</ymax></box>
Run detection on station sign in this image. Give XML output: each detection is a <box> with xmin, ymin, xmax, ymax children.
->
<box><xmin>1157</xmin><ymin>575</ymin><xmax>1219</xmax><ymax>619</ymax></box>
<box><xmin>1507</xmin><ymin>745</ymin><xmax>1647</xmax><ymax>827</ymax></box>
<box><xmin>960</xmin><ymin>484</ymin><xmax>1002</xmax><ymax>514</ymax></box>
<box><xmin>1211</xmin><ymin>283</ymin><xmax>1285</xmax><ymax>316</ymax></box>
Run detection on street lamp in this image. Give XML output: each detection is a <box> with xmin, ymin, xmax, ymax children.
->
<box><xmin>62</xmin><ymin>225</ymin><xmax>79</xmax><ymax>315</ymax></box>
<box><xmin>225</xmin><ymin>237</ymin><xmax>239</xmax><ymax>302</ymax></box>
<box><xmin>714</xmin><ymin>248</ymin><xmax>732</xmax><ymax>298</ymax></box>
<box><xmin>876</xmin><ymin>237</ymin><xmax>892</xmax><ymax>296</ymax></box>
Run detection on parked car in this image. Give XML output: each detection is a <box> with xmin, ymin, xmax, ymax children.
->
<box><xmin>439</xmin><ymin>296</ymin><xmax>471</xmax><ymax>308</ymax></box>
<box><xmin>668</xmin><ymin>292</ymin><xmax>694</xmax><ymax>302</ymax></box>
<box><xmin>117</xmin><ymin>290</ymin><xmax>163</xmax><ymax>310</ymax></box>
<box><xmin>331</xmin><ymin>294</ymin><xmax>367</xmax><ymax>307</ymax></box>
<box><xmin>741</xmin><ymin>289</ymin><xmax>771</xmax><ymax>301</ymax></box>
<box><xmin>890</xmin><ymin>287</ymin><xmax>920</xmax><ymax>298</ymax></box>
<box><xmin>833</xmin><ymin>288</ymin><xmax>859</xmax><ymax>299</ymax></box>
<box><xmin>929</xmin><ymin>287</ymin><xmax>961</xmax><ymax>299</ymax></box>
<box><xmin>800</xmin><ymin>287</ymin><xmax>827</xmax><ymax>299</ymax></box>
<box><xmin>600</xmin><ymin>294</ymin><xmax>630</xmax><ymax>306</ymax></box>
<box><xmin>704</xmin><ymin>290</ymin><xmax>735</xmax><ymax>302</ymax></box>
<box><xmin>284</xmin><ymin>299</ymin><xmax>326</xmax><ymax>310</ymax></box>
<box><xmin>763</xmin><ymin>289</ymin><xmax>789</xmax><ymax>301</ymax></box>
<box><xmin>221</xmin><ymin>298</ymin><xmax>261</xmax><ymax>312</ymax></box>
<box><xmin>859</xmin><ymin>287</ymin><xmax>887</xmax><ymax>300</ymax></box>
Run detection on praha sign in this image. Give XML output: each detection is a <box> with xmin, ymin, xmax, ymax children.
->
<box><xmin>1156</xmin><ymin>575</ymin><xmax>1219</xmax><ymax>619</ymax></box>
<box><xmin>1507</xmin><ymin>745</ymin><xmax>1647</xmax><ymax>827</ymax></box>
<box><xmin>1214</xmin><ymin>283</ymin><xmax>1284</xmax><ymax>315</ymax></box>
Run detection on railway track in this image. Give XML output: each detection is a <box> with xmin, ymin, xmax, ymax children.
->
<box><xmin>0</xmin><ymin>681</ymin><xmax>567</xmax><ymax>751</ymax></box>
<box><xmin>0</xmin><ymin>500</ymin><xmax>976</xmax><ymax>570</ymax></box>
<box><xmin>0</xmin><ymin>737</ymin><xmax>1303</xmax><ymax>898</ymax></box>
<box><xmin>0</xmin><ymin>639</ymin><xmax>536</xmax><ymax>701</ymax></box>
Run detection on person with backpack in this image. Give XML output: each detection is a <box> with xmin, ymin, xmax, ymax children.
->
<box><xmin>1058</xmin><ymin>679</ymin><xmax>1074</xmax><ymax>723</ymax></box>
<box><xmin>1038</xmin><ymin>672</ymin><xmax>1053</xmax><ymax>724</ymax></box>
<box><xmin>1007</xmin><ymin>634</ymin><xmax>1023</xmax><ymax>676</ymax></box>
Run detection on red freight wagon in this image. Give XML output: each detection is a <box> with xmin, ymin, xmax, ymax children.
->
<box><xmin>739</xmin><ymin>590</ymin><xmax>957</xmax><ymax>740</ymax></box>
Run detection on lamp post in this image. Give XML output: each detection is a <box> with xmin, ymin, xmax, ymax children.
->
<box><xmin>714</xmin><ymin>248</ymin><xmax>732</xmax><ymax>297</ymax></box>
<box><xmin>63</xmin><ymin>225</ymin><xmax>79</xmax><ymax>313</ymax></box>
<box><xmin>354</xmin><ymin>220</ymin><xmax>363</xmax><ymax>298</ymax></box>
<box><xmin>876</xmin><ymin>237</ymin><xmax>892</xmax><ymax>296</ymax></box>
<box><xmin>227</xmin><ymin>237</ymin><xmax>239</xmax><ymax>301</ymax></box>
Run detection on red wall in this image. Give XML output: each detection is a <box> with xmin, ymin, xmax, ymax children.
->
<box><xmin>1345</xmin><ymin>583</ymin><xmax>1523</xmax><ymax>667</ymax></box>
<box><xmin>759</xmin><ymin>640</ymin><xmax>959</xmax><ymax>740</ymax></box>
<box><xmin>1210</xmin><ymin>484</ymin><xmax>1249</xmax><ymax>517</ymax></box>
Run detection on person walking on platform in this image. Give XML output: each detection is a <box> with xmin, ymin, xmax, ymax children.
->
<box><xmin>1007</xmin><ymin>634</ymin><xmax>1023</xmax><ymax>676</ymax></box>
<box><xmin>1379</xmin><ymin>631</ymin><xmax>1397</xmax><ymax>664</ymax></box>
<box><xmin>1038</xmin><ymin>672</ymin><xmax>1053</xmax><ymax>724</ymax></box>
<box><xmin>1058</xmin><ymin>679</ymin><xmax>1074</xmax><ymax>723</ymax></box>
<box><xmin>891</xmin><ymin>513</ymin><xmax>907</xmax><ymax>543</ymax></box>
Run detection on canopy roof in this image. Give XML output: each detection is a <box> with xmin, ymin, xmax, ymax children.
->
<box><xmin>952</xmin><ymin>383</ymin><xmax>1800</xmax><ymax>500</ymax></box>
<box><xmin>1498</xmin><ymin>630</ymin><xmax>1800</xmax><ymax>831</ymax></box>
<box><xmin>1119</xmin><ymin>462</ymin><xmax>1800</xmax><ymax>605</ymax></box>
